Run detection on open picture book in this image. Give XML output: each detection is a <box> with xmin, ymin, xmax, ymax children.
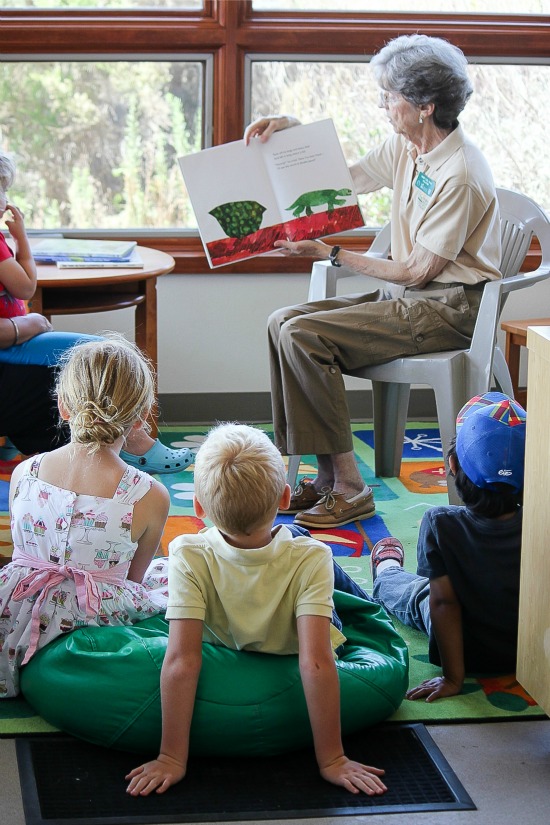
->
<box><xmin>179</xmin><ymin>119</ymin><xmax>364</xmax><ymax>268</ymax></box>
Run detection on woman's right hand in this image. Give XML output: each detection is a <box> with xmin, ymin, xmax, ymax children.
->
<box><xmin>0</xmin><ymin>313</ymin><xmax>53</xmax><ymax>349</ymax></box>
<box><xmin>244</xmin><ymin>115</ymin><xmax>300</xmax><ymax>145</ymax></box>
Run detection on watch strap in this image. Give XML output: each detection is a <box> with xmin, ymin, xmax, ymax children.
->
<box><xmin>329</xmin><ymin>245</ymin><xmax>342</xmax><ymax>267</ymax></box>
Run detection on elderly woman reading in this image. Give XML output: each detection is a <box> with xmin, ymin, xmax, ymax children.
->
<box><xmin>244</xmin><ymin>34</ymin><xmax>501</xmax><ymax>529</ymax></box>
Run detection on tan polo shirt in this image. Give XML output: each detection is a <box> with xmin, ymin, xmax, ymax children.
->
<box><xmin>166</xmin><ymin>525</ymin><xmax>346</xmax><ymax>653</ymax></box>
<box><xmin>350</xmin><ymin>126</ymin><xmax>501</xmax><ymax>284</ymax></box>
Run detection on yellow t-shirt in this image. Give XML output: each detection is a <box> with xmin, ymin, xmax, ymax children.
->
<box><xmin>350</xmin><ymin>125</ymin><xmax>501</xmax><ymax>285</ymax></box>
<box><xmin>166</xmin><ymin>524</ymin><xmax>346</xmax><ymax>653</ymax></box>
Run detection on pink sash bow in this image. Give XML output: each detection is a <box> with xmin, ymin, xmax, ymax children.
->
<box><xmin>11</xmin><ymin>549</ymin><xmax>127</xmax><ymax>665</ymax></box>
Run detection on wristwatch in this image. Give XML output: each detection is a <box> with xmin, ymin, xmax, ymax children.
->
<box><xmin>329</xmin><ymin>245</ymin><xmax>342</xmax><ymax>267</ymax></box>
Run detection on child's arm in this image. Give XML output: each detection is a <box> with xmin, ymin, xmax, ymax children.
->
<box><xmin>0</xmin><ymin>314</ymin><xmax>53</xmax><ymax>348</ymax></box>
<box><xmin>0</xmin><ymin>204</ymin><xmax>37</xmax><ymax>299</ymax></box>
<box><xmin>297</xmin><ymin>614</ymin><xmax>387</xmax><ymax>795</ymax></box>
<box><xmin>126</xmin><ymin>618</ymin><xmax>203</xmax><ymax>796</ymax></box>
<box><xmin>406</xmin><ymin>574</ymin><xmax>465</xmax><ymax>702</ymax></box>
<box><xmin>126</xmin><ymin>480</ymin><xmax>170</xmax><ymax>583</ymax></box>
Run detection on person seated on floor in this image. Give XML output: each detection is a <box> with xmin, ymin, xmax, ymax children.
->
<box><xmin>370</xmin><ymin>392</ymin><xmax>526</xmax><ymax>702</ymax></box>
<box><xmin>126</xmin><ymin>422</ymin><xmax>387</xmax><ymax>798</ymax></box>
<box><xmin>0</xmin><ymin>335</ymin><xmax>171</xmax><ymax>698</ymax></box>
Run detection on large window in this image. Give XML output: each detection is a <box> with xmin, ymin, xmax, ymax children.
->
<box><xmin>0</xmin><ymin>1</ymin><xmax>549</xmax><ymax>272</ymax></box>
<box><xmin>250</xmin><ymin>59</ymin><xmax>550</xmax><ymax>227</ymax></box>
<box><xmin>0</xmin><ymin>1</ymin><xmax>202</xmax><ymax>7</ymax></box>
<box><xmin>252</xmin><ymin>1</ymin><xmax>550</xmax><ymax>12</ymax></box>
<box><xmin>0</xmin><ymin>59</ymin><xmax>205</xmax><ymax>231</ymax></box>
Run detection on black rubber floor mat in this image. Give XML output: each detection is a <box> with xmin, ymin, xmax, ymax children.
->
<box><xmin>17</xmin><ymin>723</ymin><xmax>475</xmax><ymax>824</ymax></box>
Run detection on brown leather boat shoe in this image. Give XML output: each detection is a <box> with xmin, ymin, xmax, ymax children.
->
<box><xmin>294</xmin><ymin>485</ymin><xmax>375</xmax><ymax>528</ymax></box>
<box><xmin>282</xmin><ymin>479</ymin><xmax>327</xmax><ymax>514</ymax></box>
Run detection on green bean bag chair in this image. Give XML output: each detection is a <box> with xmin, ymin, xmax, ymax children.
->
<box><xmin>20</xmin><ymin>591</ymin><xmax>408</xmax><ymax>756</ymax></box>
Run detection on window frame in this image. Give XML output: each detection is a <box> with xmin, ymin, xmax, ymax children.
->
<box><xmin>0</xmin><ymin>0</ymin><xmax>548</xmax><ymax>273</ymax></box>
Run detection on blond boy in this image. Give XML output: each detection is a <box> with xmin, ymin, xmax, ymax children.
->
<box><xmin>127</xmin><ymin>423</ymin><xmax>386</xmax><ymax>797</ymax></box>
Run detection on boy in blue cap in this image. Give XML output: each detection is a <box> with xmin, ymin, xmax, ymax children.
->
<box><xmin>370</xmin><ymin>392</ymin><xmax>526</xmax><ymax>702</ymax></box>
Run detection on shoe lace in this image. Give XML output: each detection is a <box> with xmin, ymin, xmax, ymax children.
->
<box><xmin>317</xmin><ymin>487</ymin><xmax>336</xmax><ymax>510</ymax></box>
<box><xmin>292</xmin><ymin>477</ymin><xmax>314</xmax><ymax>496</ymax></box>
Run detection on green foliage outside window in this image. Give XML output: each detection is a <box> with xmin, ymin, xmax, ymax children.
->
<box><xmin>0</xmin><ymin>61</ymin><xmax>201</xmax><ymax>230</ymax></box>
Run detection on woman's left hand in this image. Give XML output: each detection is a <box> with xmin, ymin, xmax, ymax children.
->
<box><xmin>274</xmin><ymin>239</ymin><xmax>330</xmax><ymax>258</ymax></box>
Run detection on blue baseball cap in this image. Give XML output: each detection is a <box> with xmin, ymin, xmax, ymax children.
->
<box><xmin>455</xmin><ymin>392</ymin><xmax>527</xmax><ymax>492</ymax></box>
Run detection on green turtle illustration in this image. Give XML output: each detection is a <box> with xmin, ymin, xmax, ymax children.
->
<box><xmin>286</xmin><ymin>188</ymin><xmax>352</xmax><ymax>218</ymax></box>
<box><xmin>208</xmin><ymin>200</ymin><xmax>267</xmax><ymax>239</ymax></box>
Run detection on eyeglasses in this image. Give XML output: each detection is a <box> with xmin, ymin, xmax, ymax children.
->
<box><xmin>378</xmin><ymin>89</ymin><xmax>401</xmax><ymax>108</ymax></box>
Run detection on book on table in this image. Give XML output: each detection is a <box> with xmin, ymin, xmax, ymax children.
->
<box><xmin>56</xmin><ymin>249</ymin><xmax>144</xmax><ymax>269</ymax></box>
<box><xmin>178</xmin><ymin>118</ymin><xmax>364</xmax><ymax>268</ymax></box>
<box><xmin>32</xmin><ymin>238</ymin><xmax>137</xmax><ymax>263</ymax></box>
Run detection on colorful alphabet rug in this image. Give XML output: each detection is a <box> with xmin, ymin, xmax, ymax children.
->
<box><xmin>0</xmin><ymin>422</ymin><xmax>544</xmax><ymax>734</ymax></box>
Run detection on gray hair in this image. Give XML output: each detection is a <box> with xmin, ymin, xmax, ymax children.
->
<box><xmin>371</xmin><ymin>34</ymin><xmax>473</xmax><ymax>129</ymax></box>
<box><xmin>0</xmin><ymin>152</ymin><xmax>16</xmax><ymax>192</ymax></box>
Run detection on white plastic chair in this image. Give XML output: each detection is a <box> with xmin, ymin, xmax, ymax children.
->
<box><xmin>286</xmin><ymin>188</ymin><xmax>550</xmax><ymax>504</ymax></box>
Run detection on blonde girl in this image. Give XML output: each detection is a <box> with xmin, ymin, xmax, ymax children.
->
<box><xmin>0</xmin><ymin>335</ymin><xmax>170</xmax><ymax>697</ymax></box>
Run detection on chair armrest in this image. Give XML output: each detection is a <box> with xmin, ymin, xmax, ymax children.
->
<box><xmin>474</xmin><ymin>270</ymin><xmax>550</xmax><ymax>337</ymax></box>
<box><xmin>468</xmin><ymin>268</ymin><xmax>550</xmax><ymax>376</ymax></box>
<box><xmin>500</xmin><ymin>266</ymin><xmax>550</xmax><ymax>295</ymax></box>
<box><xmin>308</xmin><ymin>260</ymin><xmax>360</xmax><ymax>301</ymax></box>
<box><xmin>307</xmin><ymin>223</ymin><xmax>392</xmax><ymax>302</ymax></box>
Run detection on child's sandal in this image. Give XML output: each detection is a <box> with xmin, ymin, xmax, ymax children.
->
<box><xmin>370</xmin><ymin>537</ymin><xmax>405</xmax><ymax>580</ymax></box>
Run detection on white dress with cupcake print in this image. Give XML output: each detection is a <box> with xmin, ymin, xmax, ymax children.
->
<box><xmin>0</xmin><ymin>454</ymin><xmax>167</xmax><ymax>697</ymax></box>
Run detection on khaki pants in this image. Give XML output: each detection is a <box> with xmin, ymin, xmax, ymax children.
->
<box><xmin>268</xmin><ymin>282</ymin><xmax>484</xmax><ymax>456</ymax></box>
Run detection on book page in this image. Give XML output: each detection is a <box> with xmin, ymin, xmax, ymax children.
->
<box><xmin>263</xmin><ymin>119</ymin><xmax>359</xmax><ymax>235</ymax></box>
<box><xmin>179</xmin><ymin>119</ymin><xmax>363</xmax><ymax>268</ymax></box>
<box><xmin>179</xmin><ymin>140</ymin><xmax>279</xmax><ymax>267</ymax></box>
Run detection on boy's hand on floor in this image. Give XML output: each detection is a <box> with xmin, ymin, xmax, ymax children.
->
<box><xmin>320</xmin><ymin>755</ymin><xmax>387</xmax><ymax>795</ymax></box>
<box><xmin>406</xmin><ymin>675</ymin><xmax>462</xmax><ymax>702</ymax></box>
<box><xmin>125</xmin><ymin>754</ymin><xmax>186</xmax><ymax>796</ymax></box>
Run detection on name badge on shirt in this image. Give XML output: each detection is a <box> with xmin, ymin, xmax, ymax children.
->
<box><xmin>415</xmin><ymin>171</ymin><xmax>436</xmax><ymax>196</ymax></box>
<box><xmin>416</xmin><ymin>191</ymin><xmax>430</xmax><ymax>210</ymax></box>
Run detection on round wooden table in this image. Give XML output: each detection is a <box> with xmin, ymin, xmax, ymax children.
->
<box><xmin>32</xmin><ymin>245</ymin><xmax>175</xmax><ymax>436</ymax></box>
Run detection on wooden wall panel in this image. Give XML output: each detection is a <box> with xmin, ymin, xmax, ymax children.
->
<box><xmin>516</xmin><ymin>326</ymin><xmax>550</xmax><ymax>715</ymax></box>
